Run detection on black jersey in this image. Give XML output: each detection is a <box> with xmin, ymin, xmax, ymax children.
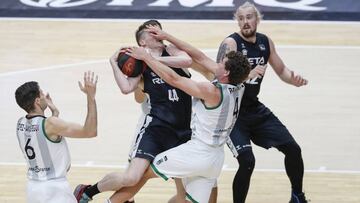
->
<box><xmin>143</xmin><ymin>49</ymin><xmax>192</xmax><ymax>130</ymax></box>
<box><xmin>228</xmin><ymin>32</ymin><xmax>270</xmax><ymax>108</ymax></box>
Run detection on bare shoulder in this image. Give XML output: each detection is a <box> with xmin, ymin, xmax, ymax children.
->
<box><xmin>199</xmin><ymin>81</ymin><xmax>219</xmax><ymax>93</ymax></box>
<box><xmin>43</xmin><ymin>116</ymin><xmax>63</xmax><ymax>141</ymax></box>
<box><xmin>222</xmin><ymin>37</ymin><xmax>237</xmax><ymax>46</ymax></box>
<box><xmin>45</xmin><ymin>116</ymin><xmax>66</xmax><ymax>132</ymax></box>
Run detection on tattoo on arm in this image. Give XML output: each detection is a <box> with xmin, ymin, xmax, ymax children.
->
<box><xmin>216</xmin><ymin>43</ymin><xmax>228</xmax><ymax>63</ymax></box>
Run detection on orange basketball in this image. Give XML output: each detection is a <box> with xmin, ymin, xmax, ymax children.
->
<box><xmin>117</xmin><ymin>50</ymin><xmax>147</xmax><ymax>77</ymax></box>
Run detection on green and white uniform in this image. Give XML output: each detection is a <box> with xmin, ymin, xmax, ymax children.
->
<box><xmin>16</xmin><ymin>115</ymin><xmax>76</xmax><ymax>203</ymax></box>
<box><xmin>151</xmin><ymin>81</ymin><xmax>245</xmax><ymax>203</ymax></box>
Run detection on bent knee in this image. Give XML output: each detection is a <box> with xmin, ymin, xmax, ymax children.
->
<box><xmin>122</xmin><ymin>173</ymin><xmax>143</xmax><ymax>187</ymax></box>
<box><xmin>237</xmin><ymin>150</ymin><xmax>256</xmax><ymax>169</ymax></box>
<box><xmin>278</xmin><ymin>141</ymin><xmax>302</xmax><ymax>157</ymax></box>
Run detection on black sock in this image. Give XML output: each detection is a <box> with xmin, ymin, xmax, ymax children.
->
<box><xmin>277</xmin><ymin>142</ymin><xmax>304</xmax><ymax>194</ymax></box>
<box><xmin>233</xmin><ymin>150</ymin><xmax>255</xmax><ymax>203</ymax></box>
<box><xmin>84</xmin><ymin>183</ymin><xmax>100</xmax><ymax>199</ymax></box>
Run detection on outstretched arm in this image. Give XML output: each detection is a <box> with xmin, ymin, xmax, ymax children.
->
<box><xmin>45</xmin><ymin>71</ymin><xmax>98</xmax><ymax>140</ymax></box>
<box><xmin>127</xmin><ymin>47</ymin><xmax>220</xmax><ymax>107</ymax></box>
<box><xmin>110</xmin><ymin>49</ymin><xmax>142</xmax><ymax>94</ymax></box>
<box><xmin>146</xmin><ymin>25</ymin><xmax>218</xmax><ymax>74</ymax></box>
<box><xmin>154</xmin><ymin>44</ymin><xmax>192</xmax><ymax>68</ymax></box>
<box><xmin>268</xmin><ymin>38</ymin><xmax>308</xmax><ymax>87</ymax></box>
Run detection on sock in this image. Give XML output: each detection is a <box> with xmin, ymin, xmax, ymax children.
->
<box><xmin>84</xmin><ymin>183</ymin><xmax>100</xmax><ymax>199</ymax></box>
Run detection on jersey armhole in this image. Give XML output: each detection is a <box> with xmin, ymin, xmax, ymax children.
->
<box><xmin>42</xmin><ymin>118</ymin><xmax>62</xmax><ymax>143</ymax></box>
<box><xmin>201</xmin><ymin>83</ymin><xmax>223</xmax><ymax>110</ymax></box>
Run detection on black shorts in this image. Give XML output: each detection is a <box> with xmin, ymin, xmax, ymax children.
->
<box><xmin>133</xmin><ymin>115</ymin><xmax>191</xmax><ymax>162</ymax></box>
<box><xmin>227</xmin><ymin>103</ymin><xmax>295</xmax><ymax>157</ymax></box>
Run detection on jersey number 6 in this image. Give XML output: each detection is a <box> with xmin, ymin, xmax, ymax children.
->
<box><xmin>25</xmin><ymin>138</ymin><xmax>36</xmax><ymax>160</ymax></box>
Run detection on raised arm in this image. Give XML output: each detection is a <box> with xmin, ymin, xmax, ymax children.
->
<box><xmin>147</xmin><ymin>26</ymin><xmax>218</xmax><ymax>74</ymax></box>
<box><xmin>268</xmin><ymin>38</ymin><xmax>308</xmax><ymax>87</ymax></box>
<box><xmin>110</xmin><ymin>49</ymin><xmax>141</xmax><ymax>94</ymax></box>
<box><xmin>45</xmin><ymin>71</ymin><xmax>98</xmax><ymax>140</ymax></box>
<box><xmin>154</xmin><ymin>44</ymin><xmax>192</xmax><ymax>68</ymax></box>
<box><xmin>45</xmin><ymin>93</ymin><xmax>59</xmax><ymax>117</ymax></box>
<box><xmin>127</xmin><ymin>47</ymin><xmax>221</xmax><ymax>107</ymax></box>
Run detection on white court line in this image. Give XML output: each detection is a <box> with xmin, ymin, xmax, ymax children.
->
<box><xmin>1</xmin><ymin>46</ymin><xmax>359</xmax><ymax>78</ymax></box>
<box><xmin>0</xmin><ymin>59</ymin><xmax>106</xmax><ymax>78</ymax></box>
<box><xmin>1</xmin><ymin>17</ymin><xmax>360</xmax><ymax>25</ymax></box>
<box><xmin>1</xmin><ymin>162</ymin><xmax>359</xmax><ymax>174</ymax></box>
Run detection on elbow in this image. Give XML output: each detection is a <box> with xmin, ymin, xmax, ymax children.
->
<box><xmin>87</xmin><ymin>130</ymin><xmax>97</xmax><ymax>138</ymax></box>
<box><xmin>120</xmin><ymin>89</ymin><xmax>131</xmax><ymax>94</ymax></box>
<box><xmin>183</xmin><ymin>57</ymin><xmax>193</xmax><ymax>67</ymax></box>
<box><xmin>120</xmin><ymin>87</ymin><xmax>133</xmax><ymax>95</ymax></box>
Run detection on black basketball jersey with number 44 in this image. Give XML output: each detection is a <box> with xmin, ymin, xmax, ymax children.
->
<box><xmin>228</xmin><ymin>32</ymin><xmax>270</xmax><ymax>108</ymax></box>
<box><xmin>143</xmin><ymin>49</ymin><xmax>192</xmax><ymax>130</ymax></box>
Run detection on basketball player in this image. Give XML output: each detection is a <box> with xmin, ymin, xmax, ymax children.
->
<box><xmin>15</xmin><ymin>71</ymin><xmax>98</xmax><ymax>203</ymax></box>
<box><xmin>217</xmin><ymin>2</ymin><xmax>308</xmax><ymax>203</ymax></box>
<box><xmin>101</xmin><ymin>25</ymin><xmax>250</xmax><ymax>203</ymax></box>
<box><xmin>74</xmin><ymin>20</ymin><xmax>194</xmax><ymax>202</ymax></box>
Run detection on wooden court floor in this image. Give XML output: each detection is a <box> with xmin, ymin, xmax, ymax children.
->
<box><xmin>0</xmin><ymin>19</ymin><xmax>360</xmax><ymax>202</ymax></box>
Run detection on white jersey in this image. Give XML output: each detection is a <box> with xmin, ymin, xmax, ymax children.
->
<box><xmin>191</xmin><ymin>81</ymin><xmax>245</xmax><ymax>147</ymax></box>
<box><xmin>16</xmin><ymin>115</ymin><xmax>71</xmax><ymax>181</ymax></box>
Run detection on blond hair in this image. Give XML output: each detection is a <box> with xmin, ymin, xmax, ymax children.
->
<box><xmin>234</xmin><ymin>1</ymin><xmax>262</xmax><ymax>23</ymax></box>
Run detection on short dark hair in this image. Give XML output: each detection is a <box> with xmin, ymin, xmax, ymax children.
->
<box><xmin>225</xmin><ymin>51</ymin><xmax>251</xmax><ymax>85</ymax></box>
<box><xmin>15</xmin><ymin>81</ymin><xmax>40</xmax><ymax>113</ymax></box>
<box><xmin>135</xmin><ymin>19</ymin><xmax>162</xmax><ymax>46</ymax></box>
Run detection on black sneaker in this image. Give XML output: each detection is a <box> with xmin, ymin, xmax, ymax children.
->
<box><xmin>289</xmin><ymin>192</ymin><xmax>309</xmax><ymax>203</ymax></box>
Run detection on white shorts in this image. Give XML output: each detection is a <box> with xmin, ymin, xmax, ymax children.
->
<box><xmin>27</xmin><ymin>178</ymin><xmax>76</xmax><ymax>203</ymax></box>
<box><xmin>151</xmin><ymin>139</ymin><xmax>224</xmax><ymax>203</ymax></box>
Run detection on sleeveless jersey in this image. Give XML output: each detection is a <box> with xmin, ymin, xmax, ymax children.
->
<box><xmin>16</xmin><ymin>115</ymin><xmax>71</xmax><ymax>181</ymax></box>
<box><xmin>143</xmin><ymin>49</ymin><xmax>192</xmax><ymax>130</ymax></box>
<box><xmin>228</xmin><ymin>32</ymin><xmax>270</xmax><ymax>108</ymax></box>
<box><xmin>191</xmin><ymin>81</ymin><xmax>245</xmax><ymax>147</ymax></box>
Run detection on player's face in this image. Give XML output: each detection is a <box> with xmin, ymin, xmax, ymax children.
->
<box><xmin>142</xmin><ymin>31</ymin><xmax>164</xmax><ymax>49</ymax></box>
<box><xmin>38</xmin><ymin>89</ymin><xmax>48</xmax><ymax>111</ymax></box>
<box><xmin>215</xmin><ymin>58</ymin><xmax>229</xmax><ymax>81</ymax></box>
<box><xmin>237</xmin><ymin>7</ymin><xmax>258</xmax><ymax>38</ymax></box>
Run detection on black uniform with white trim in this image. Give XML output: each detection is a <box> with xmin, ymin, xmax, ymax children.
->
<box><xmin>133</xmin><ymin>49</ymin><xmax>192</xmax><ymax>161</ymax></box>
<box><xmin>227</xmin><ymin>32</ymin><xmax>295</xmax><ymax>156</ymax></box>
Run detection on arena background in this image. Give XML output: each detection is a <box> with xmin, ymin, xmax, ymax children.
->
<box><xmin>0</xmin><ymin>0</ymin><xmax>359</xmax><ymax>202</ymax></box>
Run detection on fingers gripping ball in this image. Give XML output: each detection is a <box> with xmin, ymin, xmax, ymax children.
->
<box><xmin>117</xmin><ymin>50</ymin><xmax>147</xmax><ymax>77</ymax></box>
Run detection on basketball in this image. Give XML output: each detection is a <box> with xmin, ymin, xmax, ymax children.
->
<box><xmin>117</xmin><ymin>49</ymin><xmax>147</xmax><ymax>77</ymax></box>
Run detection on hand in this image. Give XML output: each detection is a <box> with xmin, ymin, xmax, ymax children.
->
<box><xmin>248</xmin><ymin>64</ymin><xmax>267</xmax><ymax>79</ymax></box>
<box><xmin>291</xmin><ymin>71</ymin><xmax>308</xmax><ymax>87</ymax></box>
<box><xmin>146</xmin><ymin>25</ymin><xmax>168</xmax><ymax>41</ymax></box>
<box><xmin>78</xmin><ymin>71</ymin><xmax>98</xmax><ymax>99</ymax></box>
<box><xmin>45</xmin><ymin>93</ymin><xmax>59</xmax><ymax>117</ymax></box>
<box><xmin>109</xmin><ymin>47</ymin><xmax>128</xmax><ymax>64</ymax></box>
<box><xmin>126</xmin><ymin>47</ymin><xmax>150</xmax><ymax>61</ymax></box>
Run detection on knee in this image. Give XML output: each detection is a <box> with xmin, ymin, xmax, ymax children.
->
<box><xmin>278</xmin><ymin>142</ymin><xmax>302</xmax><ymax>158</ymax></box>
<box><xmin>237</xmin><ymin>151</ymin><xmax>256</xmax><ymax>170</ymax></box>
<box><xmin>122</xmin><ymin>172</ymin><xmax>142</xmax><ymax>187</ymax></box>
